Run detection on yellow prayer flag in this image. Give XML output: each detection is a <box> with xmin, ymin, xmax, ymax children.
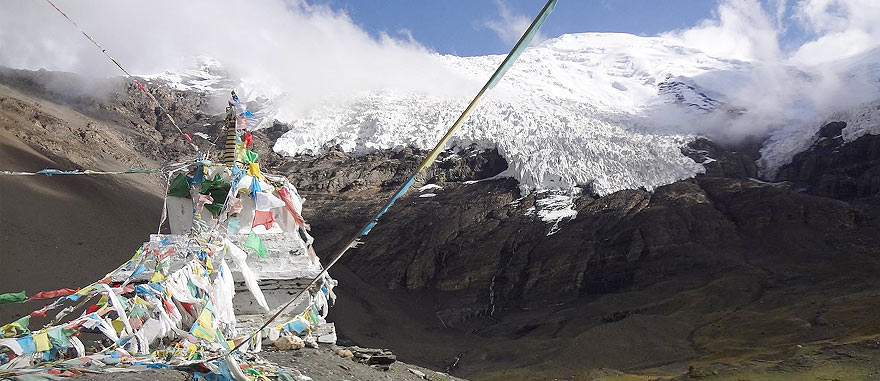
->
<box><xmin>197</xmin><ymin>308</ymin><xmax>213</xmax><ymax>329</ymax></box>
<box><xmin>33</xmin><ymin>332</ymin><xmax>51</xmax><ymax>352</ymax></box>
<box><xmin>132</xmin><ymin>296</ymin><xmax>152</xmax><ymax>307</ymax></box>
<box><xmin>75</xmin><ymin>285</ymin><xmax>93</xmax><ymax>296</ymax></box>
<box><xmin>247</xmin><ymin>162</ymin><xmax>263</xmax><ymax>179</ymax></box>
<box><xmin>111</xmin><ymin>319</ymin><xmax>125</xmax><ymax>335</ymax></box>
<box><xmin>149</xmin><ymin>272</ymin><xmax>166</xmax><ymax>282</ymax></box>
<box><xmin>191</xmin><ymin>326</ymin><xmax>215</xmax><ymax>341</ymax></box>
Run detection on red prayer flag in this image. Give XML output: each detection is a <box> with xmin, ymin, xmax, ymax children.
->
<box><xmin>162</xmin><ymin>298</ymin><xmax>175</xmax><ymax>314</ymax></box>
<box><xmin>278</xmin><ymin>187</ymin><xmax>310</xmax><ymax>230</ymax></box>
<box><xmin>30</xmin><ymin>305</ymin><xmax>49</xmax><ymax>318</ymax></box>
<box><xmin>28</xmin><ymin>288</ymin><xmax>79</xmax><ymax>301</ymax></box>
<box><xmin>244</xmin><ymin>131</ymin><xmax>253</xmax><ymax>147</ymax></box>
<box><xmin>253</xmin><ymin>210</ymin><xmax>275</xmax><ymax>229</ymax></box>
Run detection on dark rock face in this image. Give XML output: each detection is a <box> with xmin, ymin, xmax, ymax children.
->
<box><xmin>682</xmin><ymin>137</ymin><xmax>760</xmax><ymax>179</ymax></box>
<box><xmin>273</xmin><ymin>146</ymin><xmax>507</xmax><ymax>195</ymax></box>
<box><xmin>279</xmin><ymin>131</ymin><xmax>880</xmax><ymax>377</ymax></box>
<box><xmin>317</xmin><ymin>169</ymin><xmax>856</xmax><ymax>321</ymax></box>
<box><xmin>777</xmin><ymin>122</ymin><xmax>880</xmax><ymax>200</ymax></box>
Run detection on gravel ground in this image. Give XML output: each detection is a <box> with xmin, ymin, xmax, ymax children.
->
<box><xmin>259</xmin><ymin>346</ymin><xmax>463</xmax><ymax>381</ymax></box>
<box><xmin>9</xmin><ymin>346</ymin><xmax>464</xmax><ymax>381</ymax></box>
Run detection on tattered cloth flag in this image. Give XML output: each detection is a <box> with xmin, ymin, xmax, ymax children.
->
<box><xmin>2</xmin><ymin>316</ymin><xmax>30</xmax><ymax>338</ymax></box>
<box><xmin>28</xmin><ymin>288</ymin><xmax>79</xmax><ymax>301</ymax></box>
<box><xmin>244</xmin><ymin>231</ymin><xmax>268</xmax><ymax>258</ymax></box>
<box><xmin>252</xmin><ymin>210</ymin><xmax>275</xmax><ymax>229</ymax></box>
<box><xmin>246</xmin><ymin>161</ymin><xmax>262</xmax><ymax>178</ymax></box>
<box><xmin>0</xmin><ymin>291</ymin><xmax>27</xmax><ymax>305</ymax></box>
<box><xmin>254</xmin><ymin>192</ymin><xmax>285</xmax><ymax>211</ymax></box>
<box><xmin>244</xmin><ymin>131</ymin><xmax>253</xmax><ymax>147</ymax></box>
<box><xmin>278</xmin><ymin>187</ymin><xmax>310</xmax><ymax>230</ymax></box>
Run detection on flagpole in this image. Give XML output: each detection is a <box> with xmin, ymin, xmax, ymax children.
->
<box><xmin>225</xmin><ymin>0</ymin><xmax>558</xmax><ymax>356</ymax></box>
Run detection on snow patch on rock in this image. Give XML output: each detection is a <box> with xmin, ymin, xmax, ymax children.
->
<box><xmin>526</xmin><ymin>192</ymin><xmax>579</xmax><ymax>236</ymax></box>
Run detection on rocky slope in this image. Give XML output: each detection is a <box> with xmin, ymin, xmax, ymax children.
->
<box><xmin>284</xmin><ymin>138</ymin><xmax>880</xmax><ymax>379</ymax></box>
<box><xmin>776</xmin><ymin>121</ymin><xmax>880</xmax><ymax>201</ymax></box>
<box><xmin>2</xmin><ymin>68</ymin><xmax>880</xmax><ymax>380</ymax></box>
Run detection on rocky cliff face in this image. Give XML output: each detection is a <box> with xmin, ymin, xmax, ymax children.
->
<box><xmin>262</xmin><ymin>134</ymin><xmax>880</xmax><ymax>377</ymax></box>
<box><xmin>777</xmin><ymin>121</ymin><xmax>880</xmax><ymax>201</ymax></box>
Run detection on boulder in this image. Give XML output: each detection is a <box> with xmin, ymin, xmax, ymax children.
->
<box><xmin>274</xmin><ymin>336</ymin><xmax>304</xmax><ymax>351</ymax></box>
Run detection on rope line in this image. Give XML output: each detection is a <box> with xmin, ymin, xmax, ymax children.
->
<box><xmin>222</xmin><ymin>0</ymin><xmax>558</xmax><ymax>357</ymax></box>
<box><xmin>0</xmin><ymin>161</ymin><xmax>199</xmax><ymax>177</ymax></box>
<box><xmin>45</xmin><ymin>0</ymin><xmax>199</xmax><ymax>154</ymax></box>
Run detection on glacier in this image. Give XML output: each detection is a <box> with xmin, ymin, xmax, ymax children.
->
<box><xmin>273</xmin><ymin>33</ymin><xmax>754</xmax><ymax>195</ymax></box>
<box><xmin>141</xmin><ymin>33</ymin><xmax>880</xmax><ymax>196</ymax></box>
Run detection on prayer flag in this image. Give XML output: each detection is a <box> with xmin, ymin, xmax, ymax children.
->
<box><xmin>252</xmin><ymin>210</ymin><xmax>275</xmax><ymax>229</ymax></box>
<box><xmin>0</xmin><ymin>291</ymin><xmax>27</xmax><ymax>305</ymax></box>
<box><xmin>33</xmin><ymin>332</ymin><xmax>51</xmax><ymax>352</ymax></box>
<box><xmin>28</xmin><ymin>288</ymin><xmax>79</xmax><ymax>301</ymax></box>
<box><xmin>278</xmin><ymin>187</ymin><xmax>309</xmax><ymax>230</ymax></box>
<box><xmin>244</xmin><ymin>231</ymin><xmax>268</xmax><ymax>258</ymax></box>
<box><xmin>16</xmin><ymin>336</ymin><xmax>36</xmax><ymax>354</ymax></box>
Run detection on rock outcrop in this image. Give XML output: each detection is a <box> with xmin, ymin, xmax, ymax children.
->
<box><xmin>777</xmin><ymin>121</ymin><xmax>880</xmax><ymax>200</ymax></box>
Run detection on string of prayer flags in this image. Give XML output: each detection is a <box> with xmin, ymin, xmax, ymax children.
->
<box><xmin>45</xmin><ymin>0</ymin><xmax>200</xmax><ymax>154</ymax></box>
<box><xmin>225</xmin><ymin>0</ymin><xmax>558</xmax><ymax>356</ymax></box>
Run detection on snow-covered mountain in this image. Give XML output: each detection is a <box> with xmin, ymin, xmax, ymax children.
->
<box><xmin>150</xmin><ymin>33</ymin><xmax>880</xmax><ymax>196</ymax></box>
<box><xmin>273</xmin><ymin>33</ymin><xmax>756</xmax><ymax>195</ymax></box>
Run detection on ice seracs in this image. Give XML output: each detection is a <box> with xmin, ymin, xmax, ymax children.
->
<box><xmin>273</xmin><ymin>33</ymin><xmax>750</xmax><ymax>196</ymax></box>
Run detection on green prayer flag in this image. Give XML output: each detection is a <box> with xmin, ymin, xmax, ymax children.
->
<box><xmin>48</xmin><ymin>328</ymin><xmax>74</xmax><ymax>348</ymax></box>
<box><xmin>200</xmin><ymin>174</ymin><xmax>231</xmax><ymax>216</ymax></box>
<box><xmin>0</xmin><ymin>291</ymin><xmax>27</xmax><ymax>305</ymax></box>
<box><xmin>244</xmin><ymin>150</ymin><xmax>259</xmax><ymax>164</ymax></box>
<box><xmin>167</xmin><ymin>173</ymin><xmax>191</xmax><ymax>197</ymax></box>
<box><xmin>244</xmin><ymin>231</ymin><xmax>268</xmax><ymax>258</ymax></box>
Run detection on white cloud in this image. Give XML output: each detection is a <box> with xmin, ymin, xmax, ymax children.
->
<box><xmin>651</xmin><ymin>0</ymin><xmax>880</xmax><ymax>142</ymax></box>
<box><xmin>661</xmin><ymin>0</ymin><xmax>880</xmax><ymax>65</ymax></box>
<box><xmin>483</xmin><ymin>0</ymin><xmax>545</xmax><ymax>46</ymax></box>
<box><xmin>661</xmin><ymin>0</ymin><xmax>782</xmax><ymax>62</ymax></box>
<box><xmin>0</xmin><ymin>0</ymin><xmax>476</xmax><ymax>118</ymax></box>
<box><xmin>790</xmin><ymin>0</ymin><xmax>880</xmax><ymax>64</ymax></box>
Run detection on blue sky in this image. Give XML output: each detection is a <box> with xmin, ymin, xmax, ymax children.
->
<box><xmin>312</xmin><ymin>1</ymin><xmax>727</xmax><ymax>56</ymax></box>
